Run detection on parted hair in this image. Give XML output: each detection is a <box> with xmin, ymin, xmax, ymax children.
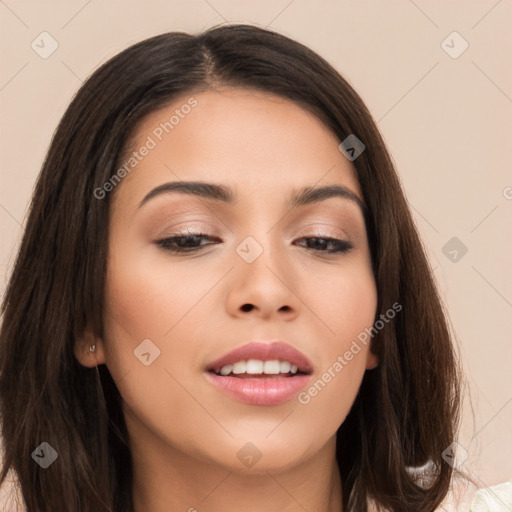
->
<box><xmin>0</xmin><ymin>24</ymin><xmax>462</xmax><ymax>511</ymax></box>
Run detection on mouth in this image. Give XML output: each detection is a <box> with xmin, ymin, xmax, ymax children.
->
<box><xmin>208</xmin><ymin>360</ymin><xmax>308</xmax><ymax>378</ymax></box>
<box><xmin>205</xmin><ymin>341</ymin><xmax>313</xmax><ymax>406</ymax></box>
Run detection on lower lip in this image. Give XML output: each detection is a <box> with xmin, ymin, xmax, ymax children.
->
<box><xmin>205</xmin><ymin>373</ymin><xmax>311</xmax><ymax>406</ymax></box>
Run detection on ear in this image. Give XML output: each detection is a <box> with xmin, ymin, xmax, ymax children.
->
<box><xmin>365</xmin><ymin>347</ymin><xmax>379</xmax><ymax>370</ymax></box>
<box><xmin>74</xmin><ymin>323</ymin><xmax>106</xmax><ymax>367</ymax></box>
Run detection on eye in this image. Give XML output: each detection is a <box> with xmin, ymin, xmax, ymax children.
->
<box><xmin>155</xmin><ymin>232</ymin><xmax>218</xmax><ymax>253</ymax></box>
<box><xmin>293</xmin><ymin>236</ymin><xmax>353</xmax><ymax>254</ymax></box>
<box><xmin>155</xmin><ymin>231</ymin><xmax>353</xmax><ymax>255</ymax></box>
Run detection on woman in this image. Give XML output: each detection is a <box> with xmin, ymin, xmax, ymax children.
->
<box><xmin>0</xmin><ymin>24</ymin><xmax>465</xmax><ymax>511</ymax></box>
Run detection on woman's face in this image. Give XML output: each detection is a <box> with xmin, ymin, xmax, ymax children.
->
<box><xmin>90</xmin><ymin>88</ymin><xmax>377</xmax><ymax>473</ymax></box>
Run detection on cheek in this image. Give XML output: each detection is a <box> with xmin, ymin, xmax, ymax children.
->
<box><xmin>299</xmin><ymin>257</ymin><xmax>377</xmax><ymax>341</ymax></box>
<box><xmin>104</xmin><ymin>244</ymin><xmax>211</xmax><ymax>344</ymax></box>
<box><xmin>101</xmin><ymin>248</ymin><xmax>193</xmax><ymax>392</ymax></box>
<box><xmin>294</xmin><ymin>259</ymin><xmax>377</xmax><ymax>425</ymax></box>
<box><xmin>101</xmin><ymin>254</ymin><xmax>209</xmax><ymax>447</ymax></box>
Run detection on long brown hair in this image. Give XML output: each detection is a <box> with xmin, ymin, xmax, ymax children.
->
<box><xmin>0</xmin><ymin>24</ymin><xmax>462</xmax><ymax>511</ymax></box>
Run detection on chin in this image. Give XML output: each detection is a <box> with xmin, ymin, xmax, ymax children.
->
<box><xmin>203</xmin><ymin>434</ymin><xmax>322</xmax><ymax>475</ymax></box>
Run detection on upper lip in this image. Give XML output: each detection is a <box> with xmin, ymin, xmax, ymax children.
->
<box><xmin>206</xmin><ymin>341</ymin><xmax>314</xmax><ymax>374</ymax></box>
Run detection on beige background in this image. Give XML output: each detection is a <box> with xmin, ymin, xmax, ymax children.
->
<box><xmin>1</xmin><ymin>0</ymin><xmax>511</xmax><ymax>503</ymax></box>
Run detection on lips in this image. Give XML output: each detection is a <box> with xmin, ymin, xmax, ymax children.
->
<box><xmin>205</xmin><ymin>341</ymin><xmax>313</xmax><ymax>406</ymax></box>
<box><xmin>206</xmin><ymin>341</ymin><xmax>313</xmax><ymax>375</ymax></box>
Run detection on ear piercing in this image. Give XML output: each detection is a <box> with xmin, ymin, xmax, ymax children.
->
<box><xmin>90</xmin><ymin>344</ymin><xmax>96</xmax><ymax>352</ymax></box>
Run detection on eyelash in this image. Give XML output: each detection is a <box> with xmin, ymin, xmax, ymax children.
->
<box><xmin>155</xmin><ymin>231</ymin><xmax>354</xmax><ymax>255</ymax></box>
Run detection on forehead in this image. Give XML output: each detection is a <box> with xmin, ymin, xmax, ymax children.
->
<box><xmin>115</xmin><ymin>87</ymin><xmax>362</xmax><ymax>207</ymax></box>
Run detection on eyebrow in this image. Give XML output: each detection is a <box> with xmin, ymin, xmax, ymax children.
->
<box><xmin>138</xmin><ymin>181</ymin><xmax>367</xmax><ymax>213</ymax></box>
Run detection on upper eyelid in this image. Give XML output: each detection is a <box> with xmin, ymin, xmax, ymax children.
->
<box><xmin>155</xmin><ymin>233</ymin><xmax>354</xmax><ymax>256</ymax></box>
<box><xmin>138</xmin><ymin>197</ymin><xmax>365</xmax><ymax>233</ymax></box>
<box><xmin>155</xmin><ymin>223</ymin><xmax>355</xmax><ymax>243</ymax></box>
<box><xmin>147</xmin><ymin>208</ymin><xmax>362</xmax><ymax>246</ymax></box>
<box><xmin>155</xmin><ymin>216</ymin><xmax>355</xmax><ymax>233</ymax></box>
<box><xmin>157</xmin><ymin>232</ymin><xmax>353</xmax><ymax>246</ymax></box>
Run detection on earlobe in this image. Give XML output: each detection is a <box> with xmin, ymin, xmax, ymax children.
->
<box><xmin>74</xmin><ymin>326</ymin><xmax>105</xmax><ymax>367</ymax></box>
<box><xmin>365</xmin><ymin>349</ymin><xmax>379</xmax><ymax>370</ymax></box>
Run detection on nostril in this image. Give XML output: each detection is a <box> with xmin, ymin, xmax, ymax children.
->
<box><xmin>241</xmin><ymin>304</ymin><xmax>254</xmax><ymax>312</ymax></box>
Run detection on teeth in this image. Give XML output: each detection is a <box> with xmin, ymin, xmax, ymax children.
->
<box><xmin>217</xmin><ymin>359</ymin><xmax>300</xmax><ymax>376</ymax></box>
<box><xmin>280</xmin><ymin>361</ymin><xmax>291</xmax><ymax>373</ymax></box>
<box><xmin>232</xmin><ymin>361</ymin><xmax>246</xmax><ymax>374</ymax></box>
<box><xmin>263</xmin><ymin>360</ymin><xmax>280</xmax><ymax>374</ymax></box>
<box><xmin>219</xmin><ymin>364</ymin><xmax>233</xmax><ymax>376</ymax></box>
<box><xmin>246</xmin><ymin>359</ymin><xmax>263</xmax><ymax>374</ymax></box>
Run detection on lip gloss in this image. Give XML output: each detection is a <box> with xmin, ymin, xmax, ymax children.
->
<box><xmin>205</xmin><ymin>372</ymin><xmax>311</xmax><ymax>406</ymax></box>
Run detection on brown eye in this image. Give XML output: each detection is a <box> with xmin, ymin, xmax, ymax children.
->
<box><xmin>155</xmin><ymin>233</ymin><xmax>353</xmax><ymax>255</ymax></box>
<box><xmin>294</xmin><ymin>237</ymin><xmax>353</xmax><ymax>254</ymax></box>
<box><xmin>156</xmin><ymin>233</ymin><xmax>219</xmax><ymax>253</ymax></box>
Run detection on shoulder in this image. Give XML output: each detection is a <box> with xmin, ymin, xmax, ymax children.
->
<box><xmin>366</xmin><ymin>477</ymin><xmax>512</xmax><ymax>511</ymax></box>
<box><xmin>435</xmin><ymin>478</ymin><xmax>512</xmax><ymax>511</ymax></box>
<box><xmin>434</xmin><ymin>475</ymin><xmax>476</xmax><ymax>511</ymax></box>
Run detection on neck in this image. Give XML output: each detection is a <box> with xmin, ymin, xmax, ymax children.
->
<box><xmin>130</xmin><ymin>427</ymin><xmax>343</xmax><ymax>511</ymax></box>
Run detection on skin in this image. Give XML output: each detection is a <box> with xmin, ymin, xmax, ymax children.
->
<box><xmin>76</xmin><ymin>87</ymin><xmax>378</xmax><ymax>512</ymax></box>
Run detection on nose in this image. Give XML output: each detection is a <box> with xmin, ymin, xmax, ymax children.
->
<box><xmin>225</xmin><ymin>242</ymin><xmax>299</xmax><ymax>322</ymax></box>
